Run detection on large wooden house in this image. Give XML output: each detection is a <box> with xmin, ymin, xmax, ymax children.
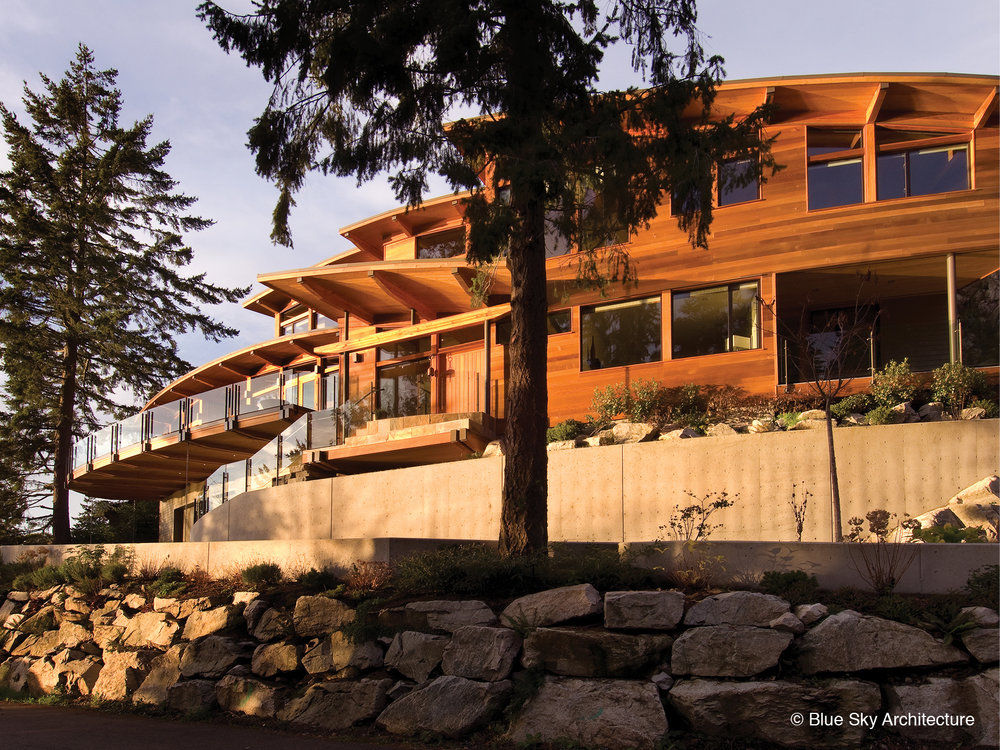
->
<box><xmin>67</xmin><ymin>73</ymin><xmax>999</xmax><ymax>542</ymax></box>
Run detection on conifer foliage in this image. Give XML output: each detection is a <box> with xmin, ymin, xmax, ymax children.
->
<box><xmin>199</xmin><ymin>1</ymin><xmax>776</xmax><ymax>555</ymax></box>
<box><xmin>0</xmin><ymin>45</ymin><xmax>247</xmax><ymax>543</ymax></box>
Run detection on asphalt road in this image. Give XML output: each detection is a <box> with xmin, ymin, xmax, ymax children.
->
<box><xmin>0</xmin><ymin>703</ymin><xmax>422</xmax><ymax>750</ymax></box>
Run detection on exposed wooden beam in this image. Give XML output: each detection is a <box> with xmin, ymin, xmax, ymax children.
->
<box><xmin>369</xmin><ymin>270</ymin><xmax>438</xmax><ymax>320</ymax></box>
<box><xmin>973</xmin><ymin>87</ymin><xmax>998</xmax><ymax>129</ymax></box>
<box><xmin>762</xmin><ymin>86</ymin><xmax>775</xmax><ymax>106</ymax></box>
<box><xmin>340</xmin><ymin>233</ymin><xmax>382</xmax><ymax>260</ymax></box>
<box><xmin>391</xmin><ymin>212</ymin><xmax>418</xmax><ymax>236</ymax></box>
<box><xmin>250</xmin><ymin>349</ymin><xmax>292</xmax><ymax>368</ymax></box>
<box><xmin>191</xmin><ymin>375</ymin><xmax>222</xmax><ymax>390</ymax></box>
<box><xmin>217</xmin><ymin>362</ymin><xmax>255</xmax><ymax>378</ymax></box>
<box><xmin>451</xmin><ymin>266</ymin><xmax>476</xmax><ymax>297</ymax></box>
<box><xmin>865</xmin><ymin>82</ymin><xmax>889</xmax><ymax>124</ymax></box>
<box><xmin>297</xmin><ymin>277</ymin><xmax>375</xmax><ymax>325</ymax></box>
<box><xmin>289</xmin><ymin>341</ymin><xmax>316</xmax><ymax>356</ymax></box>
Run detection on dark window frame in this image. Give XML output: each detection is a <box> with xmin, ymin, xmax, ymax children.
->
<box><xmin>670</xmin><ymin>280</ymin><xmax>762</xmax><ymax>360</ymax></box>
<box><xmin>717</xmin><ymin>156</ymin><xmax>761</xmax><ymax>207</ymax></box>
<box><xmin>579</xmin><ymin>294</ymin><xmax>663</xmax><ymax>372</ymax></box>
<box><xmin>416</xmin><ymin>226</ymin><xmax>466</xmax><ymax>259</ymax></box>
<box><xmin>875</xmin><ymin>132</ymin><xmax>970</xmax><ymax>201</ymax></box>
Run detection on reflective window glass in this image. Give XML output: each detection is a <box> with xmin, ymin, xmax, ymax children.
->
<box><xmin>416</xmin><ymin>228</ymin><xmax>465</xmax><ymax>259</ymax></box>
<box><xmin>547</xmin><ymin>310</ymin><xmax>571</xmax><ymax>335</ymax></box>
<box><xmin>718</xmin><ymin>158</ymin><xmax>759</xmax><ymax>206</ymax></box>
<box><xmin>580</xmin><ymin>297</ymin><xmax>661</xmax><ymax>371</ymax></box>
<box><xmin>377</xmin><ymin>359</ymin><xmax>431</xmax><ymax>417</ymax></box>
<box><xmin>672</xmin><ymin>282</ymin><xmax>760</xmax><ymax>359</ymax></box>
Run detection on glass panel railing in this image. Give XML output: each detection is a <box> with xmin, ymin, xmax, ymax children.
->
<box><xmin>204</xmin><ymin>465</ymin><xmax>226</xmax><ymax>516</ymax></box>
<box><xmin>280</xmin><ymin>416</ymin><xmax>308</xmax><ymax>477</ymax></box>
<box><xmin>187</xmin><ymin>384</ymin><xmax>229</xmax><ymax>428</ymax></box>
<box><xmin>118</xmin><ymin>413</ymin><xmax>145</xmax><ymax>451</ymax></box>
<box><xmin>240</xmin><ymin>373</ymin><xmax>283</xmax><ymax>415</ymax></box>
<box><xmin>227</xmin><ymin>459</ymin><xmax>248</xmax><ymax>499</ymax></box>
<box><xmin>148</xmin><ymin>401</ymin><xmax>183</xmax><ymax>440</ymax></box>
<box><xmin>91</xmin><ymin>424</ymin><xmax>116</xmax><ymax>460</ymax></box>
<box><xmin>72</xmin><ymin>437</ymin><xmax>90</xmax><ymax>471</ymax></box>
<box><xmin>248</xmin><ymin>437</ymin><xmax>278</xmax><ymax>492</ymax></box>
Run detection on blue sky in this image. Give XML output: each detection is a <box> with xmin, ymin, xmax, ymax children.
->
<box><xmin>1</xmin><ymin>0</ymin><xmax>998</xmax><ymax>377</ymax></box>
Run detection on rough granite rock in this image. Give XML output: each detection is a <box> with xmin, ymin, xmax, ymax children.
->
<box><xmin>166</xmin><ymin>679</ymin><xmax>218</xmax><ymax>713</ymax></box>
<box><xmin>242</xmin><ymin>599</ymin><xmax>269</xmax><ymax>631</ymax></box>
<box><xmin>132</xmin><ymin>644</ymin><xmax>184</xmax><ymax>705</ymax></box>
<box><xmin>121</xmin><ymin>611</ymin><xmax>181</xmax><ymax>650</ymax></box>
<box><xmin>251</xmin><ymin>641</ymin><xmax>301</xmax><ymax>678</ymax></box>
<box><xmin>611</xmin><ymin>422</ymin><xmax>659</xmax><ymax>443</ymax></box>
<box><xmin>961</xmin><ymin>628</ymin><xmax>999</xmax><ymax>663</ymax></box>
<box><xmin>250</xmin><ymin>607</ymin><xmax>293</xmax><ymax>642</ymax></box>
<box><xmin>749</xmin><ymin>418</ymin><xmax>775</xmax><ymax>433</ymax></box>
<box><xmin>292</xmin><ymin>596</ymin><xmax>355</xmax><ymax>637</ymax></box>
<box><xmin>705</xmin><ymin>422</ymin><xmax>738</xmax><ymax>437</ymax></box>
<box><xmin>523</xmin><ymin>627</ymin><xmax>673</xmax><ymax>678</ymax></box>
<box><xmin>684</xmin><ymin>591</ymin><xmax>790</xmax><ymax>627</ymax></box>
<box><xmin>501</xmin><ymin>584</ymin><xmax>602</xmax><ymax>628</ymax></box>
<box><xmin>671</xmin><ymin>625</ymin><xmax>792</xmax><ymax>677</ymax></box>
<box><xmin>797</xmin><ymin>610</ymin><xmax>969</xmax><ymax>674</ymax></box>
<box><xmin>401</xmin><ymin>600</ymin><xmax>498</xmax><ymax>633</ymax></box>
<box><xmin>122</xmin><ymin>594</ymin><xmax>146</xmax><ymax>610</ymax></box>
<box><xmin>376</xmin><ymin>675</ymin><xmax>512</xmax><ymax>738</ymax></box>
<box><xmin>215</xmin><ymin>674</ymin><xmax>284</xmax><ymax>717</ymax></box>
<box><xmin>604</xmin><ymin>590</ymin><xmax>685</xmax><ymax>631</ymax></box>
<box><xmin>670</xmin><ymin>678</ymin><xmax>881</xmax><ymax>748</ymax></box>
<box><xmin>659</xmin><ymin>427</ymin><xmax>701</xmax><ymax>440</ymax></box>
<box><xmin>183</xmin><ymin>605</ymin><xmax>241</xmax><ymax>641</ymax></box>
<box><xmin>180</xmin><ymin>635</ymin><xmax>243</xmax><ymax>678</ymax></box>
<box><xmin>885</xmin><ymin>669</ymin><xmax>998</xmax><ymax>747</ymax></box>
<box><xmin>55</xmin><ymin>653</ymin><xmax>102</xmax><ymax>695</ymax></box>
<box><xmin>384</xmin><ymin>631</ymin><xmax>449</xmax><ymax>682</ymax></box>
<box><xmin>155</xmin><ymin>596</ymin><xmax>211</xmax><ymax>620</ymax></box>
<box><xmin>508</xmin><ymin>676</ymin><xmax>667</xmax><ymax>750</ymax></box>
<box><xmin>302</xmin><ymin>631</ymin><xmax>383</xmax><ymax>674</ymax></box>
<box><xmin>793</xmin><ymin>603</ymin><xmax>829</xmax><ymax>626</ymax></box>
<box><xmin>279</xmin><ymin>678</ymin><xmax>393</xmax><ymax>730</ymax></box>
<box><xmin>961</xmin><ymin>607</ymin><xmax>1000</xmax><ymax>627</ymax></box>
<box><xmin>547</xmin><ymin>439</ymin><xmax>581</xmax><ymax>451</ymax></box>
<box><xmin>770</xmin><ymin>612</ymin><xmax>805</xmax><ymax>634</ymax></box>
<box><xmin>56</xmin><ymin>621</ymin><xmax>94</xmax><ymax>651</ymax></box>
<box><xmin>27</xmin><ymin>630</ymin><xmax>63</xmax><ymax>658</ymax></box>
<box><xmin>92</xmin><ymin>624</ymin><xmax>125</xmax><ymax>651</ymax></box>
<box><xmin>441</xmin><ymin>625</ymin><xmax>521</xmax><ymax>681</ymax></box>
<box><xmin>92</xmin><ymin>650</ymin><xmax>155</xmax><ymax>701</ymax></box>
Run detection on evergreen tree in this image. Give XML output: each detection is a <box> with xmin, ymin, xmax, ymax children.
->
<box><xmin>0</xmin><ymin>45</ymin><xmax>247</xmax><ymax>543</ymax></box>
<box><xmin>199</xmin><ymin>1</ymin><xmax>776</xmax><ymax>555</ymax></box>
<box><xmin>72</xmin><ymin>497</ymin><xmax>159</xmax><ymax>544</ymax></box>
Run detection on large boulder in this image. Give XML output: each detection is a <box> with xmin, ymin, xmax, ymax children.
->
<box><xmin>92</xmin><ymin>650</ymin><xmax>155</xmax><ymax>701</ymax></box>
<box><xmin>962</xmin><ymin>628</ymin><xmax>999</xmax><ymax>663</ymax></box>
<box><xmin>611</xmin><ymin>422</ymin><xmax>659</xmax><ymax>443</ymax></box>
<box><xmin>385</xmin><ymin>600</ymin><xmax>498</xmax><ymax>633</ymax></box>
<box><xmin>132</xmin><ymin>644</ymin><xmax>184</xmax><ymax>706</ymax></box>
<box><xmin>604</xmin><ymin>590</ymin><xmax>685</xmax><ymax>631</ymax></box>
<box><xmin>522</xmin><ymin>627</ymin><xmax>672</xmax><ymax>678</ymax></box>
<box><xmin>501</xmin><ymin>584</ymin><xmax>602</xmax><ymax>628</ymax></box>
<box><xmin>166</xmin><ymin>679</ymin><xmax>218</xmax><ymax>713</ymax></box>
<box><xmin>376</xmin><ymin>675</ymin><xmax>512</xmax><ymax>738</ymax></box>
<box><xmin>793</xmin><ymin>603</ymin><xmax>829</xmax><ymax>626</ymax></box>
<box><xmin>215</xmin><ymin>674</ymin><xmax>284</xmax><ymax>717</ymax></box>
<box><xmin>508</xmin><ymin>676</ymin><xmax>667</xmax><ymax>750</ymax></box>
<box><xmin>962</xmin><ymin>607</ymin><xmax>1000</xmax><ymax>627</ymax></box>
<box><xmin>27</xmin><ymin>629</ymin><xmax>64</xmax><ymax>658</ymax></box>
<box><xmin>384</xmin><ymin>631</ymin><xmax>449</xmax><ymax>682</ymax></box>
<box><xmin>279</xmin><ymin>678</ymin><xmax>393</xmax><ymax>730</ymax></box>
<box><xmin>56</xmin><ymin>621</ymin><xmax>95</xmax><ymax>652</ymax></box>
<box><xmin>670</xmin><ymin>678</ymin><xmax>881</xmax><ymax>748</ymax></box>
<box><xmin>54</xmin><ymin>652</ymin><xmax>102</xmax><ymax>696</ymax></box>
<box><xmin>251</xmin><ymin>641</ymin><xmax>301</xmax><ymax>678</ymax></box>
<box><xmin>442</xmin><ymin>626</ymin><xmax>521</xmax><ymax>681</ymax></box>
<box><xmin>292</xmin><ymin>596</ymin><xmax>354</xmax><ymax>637</ymax></box>
<box><xmin>92</xmin><ymin>624</ymin><xmax>124</xmax><ymax>651</ymax></box>
<box><xmin>121</xmin><ymin>611</ymin><xmax>181</xmax><ymax>650</ymax></box>
<box><xmin>155</xmin><ymin>596</ymin><xmax>212</xmax><ymax>620</ymax></box>
<box><xmin>797</xmin><ymin>610</ymin><xmax>969</xmax><ymax>674</ymax></box>
<box><xmin>179</xmin><ymin>635</ymin><xmax>243</xmax><ymax>678</ymax></box>
<box><xmin>885</xmin><ymin>669</ymin><xmax>998</xmax><ymax>747</ymax></box>
<box><xmin>250</xmin><ymin>607</ymin><xmax>293</xmax><ymax>642</ymax></box>
<box><xmin>684</xmin><ymin>591</ymin><xmax>790</xmax><ymax>627</ymax></box>
<box><xmin>671</xmin><ymin>625</ymin><xmax>792</xmax><ymax>677</ymax></box>
<box><xmin>302</xmin><ymin>631</ymin><xmax>383</xmax><ymax>674</ymax></box>
<box><xmin>182</xmin><ymin>605</ymin><xmax>241</xmax><ymax>641</ymax></box>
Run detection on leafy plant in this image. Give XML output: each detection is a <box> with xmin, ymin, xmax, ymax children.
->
<box><xmin>910</xmin><ymin>524</ymin><xmax>988</xmax><ymax>543</ymax></box>
<box><xmin>864</xmin><ymin>405</ymin><xmax>900</xmax><ymax>425</ymax></box>
<box><xmin>295</xmin><ymin>566</ymin><xmax>342</xmax><ymax>592</ymax></box>
<box><xmin>240</xmin><ymin>562</ymin><xmax>282</xmax><ymax>591</ymax></box>
<box><xmin>345</xmin><ymin>561</ymin><xmax>393</xmax><ymax>594</ymax></box>
<box><xmin>932</xmin><ymin>362</ymin><xmax>989</xmax><ymax>416</ymax></box>
<box><xmin>759</xmin><ymin>570</ymin><xmax>819</xmax><ymax>605</ymax></box>
<box><xmin>870</xmin><ymin>358</ymin><xmax>920</xmax><ymax>406</ymax></box>
<box><xmin>776</xmin><ymin>411</ymin><xmax>800</xmax><ymax>429</ymax></box>
<box><xmin>967</xmin><ymin>396</ymin><xmax>999</xmax><ymax>419</ymax></box>
<box><xmin>847</xmin><ymin>510</ymin><xmax>917</xmax><ymax>595</ymax></box>
<box><xmin>916</xmin><ymin>610</ymin><xmax>978</xmax><ymax>646</ymax></box>
<box><xmin>662</xmin><ymin>491</ymin><xmax>737</xmax><ymax>542</ymax></box>
<box><xmin>789</xmin><ymin>484</ymin><xmax>812</xmax><ymax>542</ymax></box>
<box><xmin>545</xmin><ymin>419</ymin><xmax>586</xmax><ymax>444</ymax></box>
<box><xmin>591</xmin><ymin>384</ymin><xmax>631</xmax><ymax>423</ymax></box>
<box><xmin>965</xmin><ymin>565</ymin><xmax>999</xmax><ymax>608</ymax></box>
<box><xmin>830</xmin><ymin>392</ymin><xmax>874</xmax><ymax>421</ymax></box>
<box><xmin>148</xmin><ymin>566</ymin><xmax>187</xmax><ymax>598</ymax></box>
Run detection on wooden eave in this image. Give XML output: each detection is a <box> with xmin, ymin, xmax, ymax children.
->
<box><xmin>339</xmin><ymin>190</ymin><xmax>470</xmax><ymax>254</ymax></box>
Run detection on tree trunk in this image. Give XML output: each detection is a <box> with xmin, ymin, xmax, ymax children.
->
<box><xmin>499</xmin><ymin>193</ymin><xmax>549</xmax><ymax>557</ymax></box>
<box><xmin>825</xmin><ymin>400</ymin><xmax>842</xmax><ymax>542</ymax></box>
<box><xmin>51</xmin><ymin>339</ymin><xmax>78</xmax><ymax>544</ymax></box>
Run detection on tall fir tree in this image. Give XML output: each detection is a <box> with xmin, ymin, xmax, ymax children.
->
<box><xmin>199</xmin><ymin>0</ymin><xmax>776</xmax><ymax>555</ymax></box>
<box><xmin>0</xmin><ymin>45</ymin><xmax>247</xmax><ymax>543</ymax></box>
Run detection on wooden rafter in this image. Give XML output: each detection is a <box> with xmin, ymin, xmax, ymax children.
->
<box><xmin>250</xmin><ymin>348</ymin><xmax>291</xmax><ymax>368</ymax></box>
<box><xmin>369</xmin><ymin>270</ymin><xmax>439</xmax><ymax>320</ymax></box>
<box><xmin>218</xmin><ymin>362</ymin><xmax>255</xmax><ymax>378</ymax></box>
<box><xmin>298</xmin><ymin>277</ymin><xmax>375</xmax><ymax>325</ymax></box>
<box><xmin>341</xmin><ymin>233</ymin><xmax>382</xmax><ymax>260</ymax></box>
<box><xmin>865</xmin><ymin>82</ymin><xmax>889</xmax><ymax>124</ymax></box>
<box><xmin>391</xmin><ymin>212</ymin><xmax>418</xmax><ymax>236</ymax></box>
<box><xmin>973</xmin><ymin>87</ymin><xmax>998</xmax><ymax>128</ymax></box>
<box><xmin>451</xmin><ymin>266</ymin><xmax>476</xmax><ymax>297</ymax></box>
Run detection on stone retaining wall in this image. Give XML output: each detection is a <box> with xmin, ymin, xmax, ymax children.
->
<box><xmin>1</xmin><ymin>582</ymin><xmax>997</xmax><ymax>748</ymax></box>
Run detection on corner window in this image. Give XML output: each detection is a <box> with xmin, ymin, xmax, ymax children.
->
<box><xmin>718</xmin><ymin>157</ymin><xmax>759</xmax><ymax>206</ymax></box>
<box><xmin>547</xmin><ymin>310</ymin><xmax>571</xmax><ymax>335</ymax></box>
<box><xmin>672</xmin><ymin>281</ymin><xmax>760</xmax><ymax>359</ymax></box>
<box><xmin>581</xmin><ymin>296</ymin><xmax>662</xmax><ymax>371</ymax></box>
<box><xmin>876</xmin><ymin>129</ymin><xmax>969</xmax><ymax>200</ymax></box>
<box><xmin>807</xmin><ymin>129</ymin><xmax>864</xmax><ymax>210</ymax></box>
<box><xmin>416</xmin><ymin>228</ymin><xmax>465</xmax><ymax>259</ymax></box>
<box><xmin>377</xmin><ymin>359</ymin><xmax>431</xmax><ymax>417</ymax></box>
<box><xmin>377</xmin><ymin>336</ymin><xmax>431</xmax><ymax>361</ymax></box>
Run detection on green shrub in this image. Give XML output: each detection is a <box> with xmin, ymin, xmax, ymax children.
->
<box><xmin>296</xmin><ymin>566</ymin><xmax>342</xmax><ymax>591</ymax></box>
<box><xmin>870</xmin><ymin>358</ymin><xmax>920</xmax><ymax>406</ymax></box>
<box><xmin>968</xmin><ymin>396</ymin><xmax>999</xmax><ymax>418</ymax></box>
<box><xmin>148</xmin><ymin>566</ymin><xmax>187</xmax><ymax>597</ymax></box>
<box><xmin>965</xmin><ymin>565</ymin><xmax>999</xmax><ymax>609</ymax></box>
<box><xmin>864</xmin><ymin>405</ymin><xmax>900</xmax><ymax>425</ymax></box>
<box><xmin>776</xmin><ymin>411</ymin><xmax>800</xmax><ymax>429</ymax></box>
<box><xmin>546</xmin><ymin>418</ymin><xmax>586</xmax><ymax>444</ymax></box>
<box><xmin>759</xmin><ymin>570</ymin><xmax>819</xmax><ymax>605</ymax></box>
<box><xmin>591</xmin><ymin>384</ymin><xmax>631</xmax><ymax>422</ymax></box>
<box><xmin>240</xmin><ymin>562</ymin><xmax>282</xmax><ymax>590</ymax></box>
<box><xmin>932</xmin><ymin>362</ymin><xmax>989</xmax><ymax>415</ymax></box>
<box><xmin>910</xmin><ymin>524</ymin><xmax>988</xmax><ymax>543</ymax></box>
<box><xmin>830</xmin><ymin>392</ymin><xmax>875</xmax><ymax>421</ymax></box>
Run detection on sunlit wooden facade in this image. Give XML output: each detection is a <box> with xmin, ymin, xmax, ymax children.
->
<box><xmin>65</xmin><ymin>73</ymin><xmax>999</xmax><ymax>541</ymax></box>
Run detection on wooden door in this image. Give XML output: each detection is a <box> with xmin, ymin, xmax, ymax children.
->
<box><xmin>440</xmin><ymin>346</ymin><xmax>484</xmax><ymax>414</ymax></box>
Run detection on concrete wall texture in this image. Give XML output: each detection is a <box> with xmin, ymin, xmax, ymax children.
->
<box><xmin>189</xmin><ymin>420</ymin><xmax>999</xmax><ymax>544</ymax></box>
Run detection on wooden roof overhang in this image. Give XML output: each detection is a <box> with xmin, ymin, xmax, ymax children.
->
<box><xmin>303</xmin><ymin>426</ymin><xmax>492</xmax><ymax>474</ymax></box>
<box><xmin>69</xmin><ymin>405</ymin><xmax>309</xmax><ymax>501</ymax></box>
<box><xmin>257</xmin><ymin>259</ymin><xmax>512</xmax><ymax>326</ymax></box>
<box><xmin>339</xmin><ymin>190</ymin><xmax>470</xmax><ymax>257</ymax></box>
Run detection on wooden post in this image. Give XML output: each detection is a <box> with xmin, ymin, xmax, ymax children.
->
<box><xmin>483</xmin><ymin>320</ymin><xmax>492</xmax><ymax>416</ymax></box>
<box><xmin>946</xmin><ymin>253</ymin><xmax>958</xmax><ymax>363</ymax></box>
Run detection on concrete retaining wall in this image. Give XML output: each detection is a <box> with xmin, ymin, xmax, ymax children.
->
<box><xmin>190</xmin><ymin>420</ymin><xmax>999</xmax><ymax>544</ymax></box>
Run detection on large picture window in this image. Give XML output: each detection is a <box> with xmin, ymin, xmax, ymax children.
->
<box><xmin>581</xmin><ymin>296</ymin><xmax>661</xmax><ymax>371</ymax></box>
<box><xmin>672</xmin><ymin>281</ymin><xmax>760</xmax><ymax>359</ymax></box>
<box><xmin>807</xmin><ymin>129</ymin><xmax>863</xmax><ymax>210</ymax></box>
<box><xmin>377</xmin><ymin>359</ymin><xmax>431</xmax><ymax>418</ymax></box>
<box><xmin>718</xmin><ymin>157</ymin><xmax>760</xmax><ymax>206</ymax></box>
<box><xmin>876</xmin><ymin>130</ymin><xmax>969</xmax><ymax>200</ymax></box>
<box><xmin>416</xmin><ymin>228</ymin><xmax>465</xmax><ymax>259</ymax></box>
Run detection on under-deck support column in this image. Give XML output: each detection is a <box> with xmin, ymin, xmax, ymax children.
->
<box><xmin>946</xmin><ymin>253</ymin><xmax>958</xmax><ymax>364</ymax></box>
<box><xmin>483</xmin><ymin>320</ymin><xmax>491</xmax><ymax>416</ymax></box>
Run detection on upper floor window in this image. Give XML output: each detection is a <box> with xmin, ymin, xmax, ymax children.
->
<box><xmin>807</xmin><ymin>129</ymin><xmax>863</xmax><ymax>210</ymax></box>
<box><xmin>416</xmin><ymin>227</ymin><xmax>465</xmax><ymax>259</ymax></box>
<box><xmin>718</xmin><ymin>157</ymin><xmax>760</xmax><ymax>206</ymax></box>
<box><xmin>876</xmin><ymin>129</ymin><xmax>969</xmax><ymax>200</ymax></box>
<box><xmin>672</xmin><ymin>281</ymin><xmax>760</xmax><ymax>359</ymax></box>
<box><xmin>377</xmin><ymin>336</ymin><xmax>431</xmax><ymax>362</ymax></box>
<box><xmin>581</xmin><ymin>296</ymin><xmax>662</xmax><ymax>371</ymax></box>
<box><xmin>315</xmin><ymin>314</ymin><xmax>338</xmax><ymax>330</ymax></box>
<box><xmin>547</xmin><ymin>309</ymin><xmax>571</xmax><ymax>334</ymax></box>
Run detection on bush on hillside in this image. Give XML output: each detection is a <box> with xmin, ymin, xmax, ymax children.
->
<box><xmin>870</xmin><ymin>358</ymin><xmax>920</xmax><ymax>406</ymax></box>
